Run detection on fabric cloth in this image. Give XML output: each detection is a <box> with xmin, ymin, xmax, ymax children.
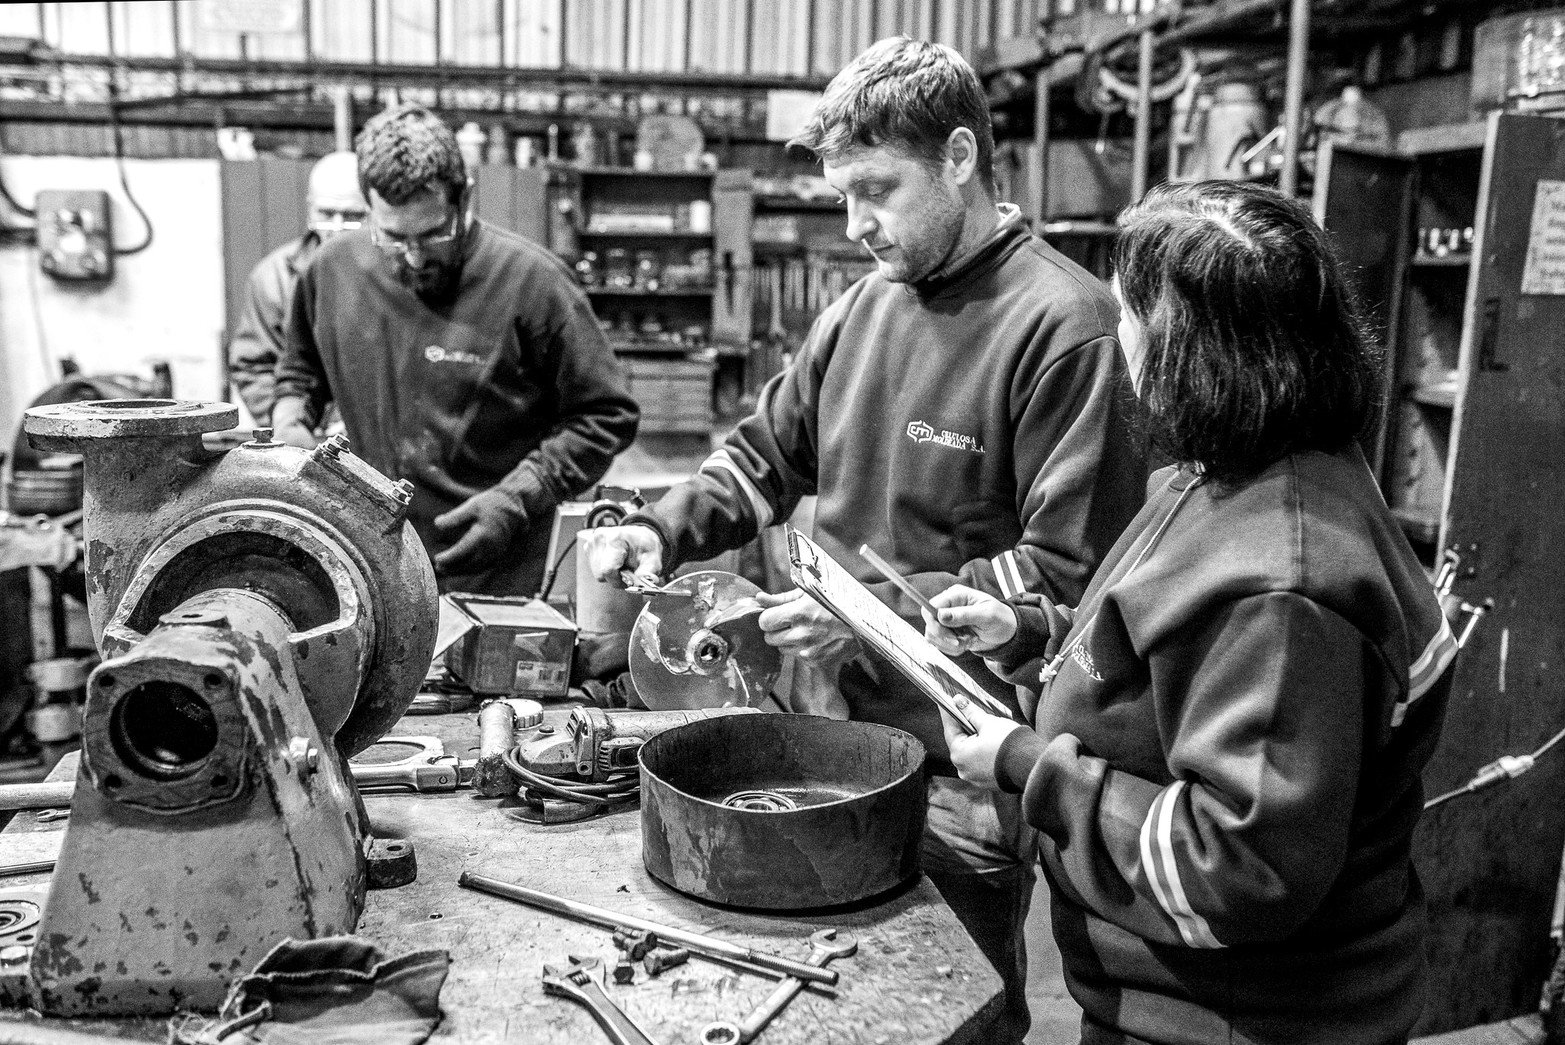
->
<box><xmin>629</xmin><ymin>204</ymin><xmax>1147</xmax><ymax>775</ymax></box>
<box><xmin>229</xmin><ymin>233</ymin><xmax>319</xmax><ymax>427</ymax></box>
<box><xmin>169</xmin><ymin>937</ymin><xmax>450</xmax><ymax>1045</ymax></box>
<box><xmin>986</xmin><ymin>450</ymin><xmax>1459</xmax><ymax>1045</ymax></box>
<box><xmin>275</xmin><ymin>221</ymin><xmax>639</xmax><ymax>596</ymax></box>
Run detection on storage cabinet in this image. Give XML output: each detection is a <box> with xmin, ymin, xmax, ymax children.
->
<box><xmin>544</xmin><ymin>165</ymin><xmax>754</xmax><ymax>431</ymax></box>
<box><xmin>1317</xmin><ymin>111</ymin><xmax>1565</xmax><ymax>1035</ymax></box>
<box><xmin>1313</xmin><ymin>124</ymin><xmax>1486</xmax><ymax>556</ymax></box>
<box><xmin>744</xmin><ymin>179</ymin><xmax>871</xmax><ymax>399</ymax></box>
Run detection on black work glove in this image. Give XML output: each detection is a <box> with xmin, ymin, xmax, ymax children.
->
<box><xmin>272</xmin><ymin>396</ymin><xmax>319</xmax><ymax>450</ymax></box>
<box><xmin>432</xmin><ymin>489</ymin><xmax>527</xmax><ymax>575</ymax></box>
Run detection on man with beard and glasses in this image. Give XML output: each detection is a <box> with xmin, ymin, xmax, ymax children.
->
<box><xmin>273</xmin><ymin>104</ymin><xmax>639</xmax><ymax>596</ymax></box>
<box><xmin>583</xmin><ymin>38</ymin><xmax>1146</xmax><ymax>1043</ymax></box>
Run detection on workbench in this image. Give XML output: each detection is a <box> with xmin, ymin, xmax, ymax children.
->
<box><xmin>0</xmin><ymin>710</ymin><xmax>1003</xmax><ymax>1045</ymax></box>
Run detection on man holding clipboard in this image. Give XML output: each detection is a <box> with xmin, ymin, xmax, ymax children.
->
<box><xmin>583</xmin><ymin>38</ymin><xmax>1144</xmax><ymax>1042</ymax></box>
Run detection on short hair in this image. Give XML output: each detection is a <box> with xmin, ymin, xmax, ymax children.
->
<box><xmin>1112</xmin><ymin>180</ymin><xmax>1381</xmax><ymax>485</ymax></box>
<box><xmin>789</xmin><ymin>37</ymin><xmax>995</xmax><ymax>192</ymax></box>
<box><xmin>355</xmin><ymin>104</ymin><xmax>465</xmax><ymax>207</ymax></box>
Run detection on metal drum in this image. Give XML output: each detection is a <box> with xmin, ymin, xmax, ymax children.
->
<box><xmin>639</xmin><ymin>713</ymin><xmax>927</xmax><ymax>910</ymax></box>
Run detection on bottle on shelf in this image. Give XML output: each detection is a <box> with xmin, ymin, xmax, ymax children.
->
<box><xmin>574</xmin><ymin>251</ymin><xmax>600</xmax><ymax>287</ymax></box>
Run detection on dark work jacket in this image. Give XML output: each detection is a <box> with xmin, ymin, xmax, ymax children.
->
<box><xmin>229</xmin><ymin>232</ymin><xmax>318</xmax><ymax>426</ymax></box>
<box><xmin>989</xmin><ymin>451</ymin><xmax>1458</xmax><ymax>1045</ymax></box>
<box><xmin>631</xmin><ymin>205</ymin><xmax>1147</xmax><ymax>772</ymax></box>
<box><xmin>276</xmin><ymin>220</ymin><xmax>639</xmax><ymax>595</ymax></box>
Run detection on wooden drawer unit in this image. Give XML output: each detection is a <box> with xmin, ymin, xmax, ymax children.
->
<box><xmin>623</xmin><ymin>355</ymin><xmax>715</xmax><ymax>434</ymax></box>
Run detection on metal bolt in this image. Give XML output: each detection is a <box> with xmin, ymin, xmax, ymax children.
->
<box><xmin>642</xmin><ymin>945</ymin><xmax>689</xmax><ymax>977</ymax></box>
<box><xmin>287</xmin><ymin>737</ymin><xmax>319</xmax><ymax>779</ymax></box>
<box><xmin>613</xmin><ymin>927</ymin><xmax>657</xmax><ymax>961</ymax></box>
<box><xmin>252</xmin><ymin>427</ymin><xmax>274</xmax><ymax>444</ymax></box>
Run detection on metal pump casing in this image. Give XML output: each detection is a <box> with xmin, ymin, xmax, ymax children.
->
<box><xmin>8</xmin><ymin>400</ymin><xmax>437</xmax><ymax>1015</ymax></box>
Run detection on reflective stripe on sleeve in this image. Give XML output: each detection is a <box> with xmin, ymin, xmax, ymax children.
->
<box><xmin>699</xmin><ymin>448</ymin><xmax>775</xmax><ymax>529</ymax></box>
<box><xmin>1139</xmin><ymin>781</ymin><xmax>1225</xmax><ymax>949</ymax></box>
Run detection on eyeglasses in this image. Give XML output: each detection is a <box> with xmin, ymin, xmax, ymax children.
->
<box><xmin>370</xmin><ymin>211</ymin><xmax>461</xmax><ymax>261</ymax></box>
<box><xmin>309</xmin><ymin>211</ymin><xmax>364</xmax><ymax>235</ymax></box>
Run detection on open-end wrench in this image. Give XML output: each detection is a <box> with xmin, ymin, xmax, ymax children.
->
<box><xmin>542</xmin><ymin>955</ymin><xmax>661</xmax><ymax>1045</ymax></box>
<box><xmin>699</xmin><ymin>928</ymin><xmax>857</xmax><ymax>1045</ymax></box>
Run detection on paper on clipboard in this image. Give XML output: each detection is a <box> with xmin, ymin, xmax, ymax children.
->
<box><xmin>785</xmin><ymin>526</ymin><xmax>1013</xmax><ymax>734</ymax></box>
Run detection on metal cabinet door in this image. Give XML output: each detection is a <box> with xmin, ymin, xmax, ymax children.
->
<box><xmin>1311</xmin><ymin>140</ymin><xmax>1415</xmax><ymax>481</ymax></box>
<box><xmin>219</xmin><ymin>157</ymin><xmax>311</xmax><ymax>341</ymax></box>
<box><xmin>1415</xmin><ymin>111</ymin><xmax>1565</xmax><ymax>1036</ymax></box>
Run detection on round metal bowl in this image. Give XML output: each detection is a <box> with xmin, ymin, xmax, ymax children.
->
<box><xmin>639</xmin><ymin>713</ymin><xmax>927</xmax><ymax>910</ymax></box>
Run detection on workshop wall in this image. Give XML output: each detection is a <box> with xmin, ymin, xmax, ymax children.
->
<box><xmin>0</xmin><ymin>0</ymin><xmax>1053</xmax><ymax>79</ymax></box>
<box><xmin>0</xmin><ymin>156</ymin><xmax>223</xmax><ymax>453</ymax></box>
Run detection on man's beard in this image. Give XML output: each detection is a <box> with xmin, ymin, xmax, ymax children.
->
<box><xmin>396</xmin><ymin>258</ymin><xmax>463</xmax><ymax>302</ymax></box>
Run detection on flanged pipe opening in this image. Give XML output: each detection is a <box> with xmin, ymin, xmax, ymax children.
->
<box><xmin>86</xmin><ymin>399</ymin><xmax>182</xmax><ymax>410</ymax></box>
<box><xmin>109</xmin><ymin>681</ymin><xmax>219</xmax><ymax>780</ymax></box>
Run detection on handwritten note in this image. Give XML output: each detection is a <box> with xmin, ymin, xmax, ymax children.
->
<box><xmin>1522</xmin><ymin>180</ymin><xmax>1565</xmax><ymax>295</ymax></box>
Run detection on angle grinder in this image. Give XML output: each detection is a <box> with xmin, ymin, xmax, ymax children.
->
<box><xmin>500</xmin><ymin>704</ymin><xmax>759</xmax><ymax>824</ymax></box>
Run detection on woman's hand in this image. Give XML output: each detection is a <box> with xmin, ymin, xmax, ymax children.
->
<box><xmin>939</xmin><ymin>703</ymin><xmax>1024</xmax><ymax>789</ymax></box>
<box><xmin>922</xmin><ymin>585</ymin><xmax>1017</xmax><ymax>655</ymax></box>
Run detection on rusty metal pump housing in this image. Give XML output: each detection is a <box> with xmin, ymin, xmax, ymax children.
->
<box><xmin>8</xmin><ymin>400</ymin><xmax>437</xmax><ymax>1016</ymax></box>
<box><xmin>24</xmin><ymin>399</ymin><xmax>435</xmax><ymax>756</ymax></box>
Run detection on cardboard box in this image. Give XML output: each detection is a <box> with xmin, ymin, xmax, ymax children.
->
<box><xmin>438</xmin><ymin>593</ymin><xmax>577</xmax><ymax>697</ymax></box>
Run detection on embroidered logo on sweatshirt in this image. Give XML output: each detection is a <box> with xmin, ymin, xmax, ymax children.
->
<box><xmin>1066</xmin><ymin>639</ymin><xmax>1104</xmax><ymax>682</ymax></box>
<box><xmin>906</xmin><ymin>419</ymin><xmax>986</xmax><ymax>454</ymax></box>
<box><xmin>424</xmin><ymin>344</ymin><xmax>484</xmax><ymax>366</ymax></box>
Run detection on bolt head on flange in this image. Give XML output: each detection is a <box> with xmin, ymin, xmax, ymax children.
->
<box><xmin>287</xmin><ymin>737</ymin><xmax>320</xmax><ymax>779</ymax></box>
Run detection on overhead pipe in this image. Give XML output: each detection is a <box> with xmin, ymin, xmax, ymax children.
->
<box><xmin>332</xmin><ymin>84</ymin><xmax>354</xmax><ymax>151</ymax></box>
<box><xmin>1092</xmin><ymin>0</ymin><xmax>1278</xmax><ymax>65</ymax></box>
<box><xmin>1132</xmin><ymin>24</ymin><xmax>1156</xmax><ymax>202</ymax></box>
<box><xmin>1031</xmin><ymin>65</ymin><xmax>1051</xmax><ymax>225</ymax></box>
<box><xmin>1279</xmin><ymin>0</ymin><xmax>1311</xmax><ymax>195</ymax></box>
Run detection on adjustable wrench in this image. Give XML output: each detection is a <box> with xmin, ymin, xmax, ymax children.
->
<box><xmin>542</xmin><ymin>955</ymin><xmax>661</xmax><ymax>1045</ymax></box>
<box><xmin>699</xmin><ymin>928</ymin><xmax>857</xmax><ymax>1045</ymax></box>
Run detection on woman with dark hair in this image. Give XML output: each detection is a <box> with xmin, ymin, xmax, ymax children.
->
<box><xmin>924</xmin><ymin>181</ymin><xmax>1457</xmax><ymax>1045</ymax></box>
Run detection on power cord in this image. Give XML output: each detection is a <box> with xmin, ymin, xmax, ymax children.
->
<box><xmin>0</xmin><ymin>174</ymin><xmax>34</xmax><ymax>220</ymax></box>
<box><xmin>501</xmin><ymin>746</ymin><xmax>639</xmax><ymax>807</ymax></box>
<box><xmin>535</xmin><ymin>533</ymin><xmax>579</xmax><ymax>602</ymax></box>
<box><xmin>1424</xmin><ymin>721</ymin><xmax>1565</xmax><ymax>810</ymax></box>
<box><xmin>105</xmin><ymin>80</ymin><xmax>154</xmax><ymax>256</ymax></box>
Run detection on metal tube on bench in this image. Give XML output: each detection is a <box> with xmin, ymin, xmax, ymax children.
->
<box><xmin>0</xmin><ymin>781</ymin><xmax>74</xmax><ymax>812</ymax></box>
<box><xmin>458</xmin><ymin>872</ymin><xmax>839</xmax><ymax>986</ymax></box>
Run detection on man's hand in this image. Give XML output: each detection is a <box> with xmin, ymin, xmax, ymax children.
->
<box><xmin>755</xmin><ymin>589</ymin><xmax>861</xmax><ymax>669</ymax></box>
<box><xmin>271</xmin><ymin>397</ymin><xmax>319</xmax><ymax>450</ymax></box>
<box><xmin>923</xmin><ymin>585</ymin><xmax>1017</xmax><ymax>655</ymax></box>
<box><xmin>433</xmin><ymin>490</ymin><xmax>527</xmax><ymax>576</ymax></box>
<box><xmin>938</xmin><ymin>702</ymin><xmax>1025</xmax><ymax>789</ymax></box>
<box><xmin>580</xmin><ymin>525</ymin><xmax>664</xmax><ymax>588</ymax></box>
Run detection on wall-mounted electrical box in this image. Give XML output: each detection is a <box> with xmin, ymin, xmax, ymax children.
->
<box><xmin>36</xmin><ymin>189</ymin><xmax>113</xmax><ymax>281</ymax></box>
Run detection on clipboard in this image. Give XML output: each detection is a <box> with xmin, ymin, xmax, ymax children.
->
<box><xmin>785</xmin><ymin>526</ymin><xmax>1013</xmax><ymax>734</ymax></box>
